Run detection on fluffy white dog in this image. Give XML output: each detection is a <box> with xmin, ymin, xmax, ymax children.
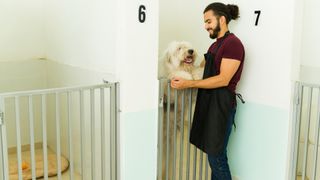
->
<box><xmin>159</xmin><ymin>41</ymin><xmax>203</xmax><ymax>81</ymax></box>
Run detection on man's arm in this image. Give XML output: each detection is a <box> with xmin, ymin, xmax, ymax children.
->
<box><xmin>171</xmin><ymin>58</ymin><xmax>241</xmax><ymax>89</ymax></box>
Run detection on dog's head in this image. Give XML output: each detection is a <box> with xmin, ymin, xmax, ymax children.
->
<box><xmin>164</xmin><ymin>41</ymin><xmax>197</xmax><ymax>68</ymax></box>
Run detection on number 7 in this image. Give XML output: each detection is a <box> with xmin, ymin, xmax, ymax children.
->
<box><xmin>254</xmin><ymin>10</ymin><xmax>261</xmax><ymax>26</ymax></box>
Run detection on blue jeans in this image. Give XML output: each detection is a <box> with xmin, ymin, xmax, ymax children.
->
<box><xmin>208</xmin><ymin>108</ymin><xmax>236</xmax><ymax>180</ymax></box>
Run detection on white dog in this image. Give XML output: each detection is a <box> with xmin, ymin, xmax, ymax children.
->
<box><xmin>159</xmin><ymin>41</ymin><xmax>203</xmax><ymax>81</ymax></box>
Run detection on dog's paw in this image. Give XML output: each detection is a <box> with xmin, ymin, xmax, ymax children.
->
<box><xmin>170</xmin><ymin>71</ymin><xmax>193</xmax><ymax>80</ymax></box>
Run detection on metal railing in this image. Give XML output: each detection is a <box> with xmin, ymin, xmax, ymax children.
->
<box><xmin>157</xmin><ymin>79</ymin><xmax>211</xmax><ymax>180</ymax></box>
<box><xmin>291</xmin><ymin>82</ymin><xmax>320</xmax><ymax>180</ymax></box>
<box><xmin>0</xmin><ymin>82</ymin><xmax>120</xmax><ymax>180</ymax></box>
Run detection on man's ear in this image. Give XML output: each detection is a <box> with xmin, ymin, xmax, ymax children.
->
<box><xmin>219</xmin><ymin>15</ymin><xmax>227</xmax><ymax>25</ymax></box>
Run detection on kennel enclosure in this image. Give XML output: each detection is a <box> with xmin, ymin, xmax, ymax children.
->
<box><xmin>0</xmin><ymin>82</ymin><xmax>120</xmax><ymax>180</ymax></box>
<box><xmin>291</xmin><ymin>82</ymin><xmax>320</xmax><ymax>180</ymax></box>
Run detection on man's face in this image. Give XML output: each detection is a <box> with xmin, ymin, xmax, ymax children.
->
<box><xmin>204</xmin><ymin>10</ymin><xmax>220</xmax><ymax>39</ymax></box>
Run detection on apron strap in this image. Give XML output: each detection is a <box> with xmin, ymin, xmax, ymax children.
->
<box><xmin>232</xmin><ymin>93</ymin><xmax>245</xmax><ymax>130</ymax></box>
<box><xmin>235</xmin><ymin>93</ymin><xmax>245</xmax><ymax>104</ymax></box>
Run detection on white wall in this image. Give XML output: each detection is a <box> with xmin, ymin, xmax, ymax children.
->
<box><xmin>115</xmin><ymin>0</ymin><xmax>159</xmax><ymax>179</ymax></box>
<box><xmin>300</xmin><ymin>0</ymin><xmax>320</xmax><ymax>68</ymax></box>
<box><xmin>44</xmin><ymin>0</ymin><xmax>117</xmax><ymax>74</ymax></box>
<box><xmin>0</xmin><ymin>0</ymin><xmax>117</xmax><ymax>73</ymax></box>
<box><xmin>0</xmin><ymin>0</ymin><xmax>45</xmax><ymax>62</ymax></box>
<box><xmin>299</xmin><ymin>0</ymin><xmax>320</xmax><ymax>84</ymax></box>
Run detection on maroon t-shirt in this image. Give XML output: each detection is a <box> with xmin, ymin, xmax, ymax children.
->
<box><xmin>208</xmin><ymin>33</ymin><xmax>245</xmax><ymax>93</ymax></box>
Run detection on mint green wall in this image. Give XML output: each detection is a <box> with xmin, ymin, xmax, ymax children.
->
<box><xmin>121</xmin><ymin>102</ymin><xmax>290</xmax><ymax>180</ymax></box>
<box><xmin>123</xmin><ymin>109</ymin><xmax>158</xmax><ymax>180</ymax></box>
<box><xmin>228</xmin><ymin>101</ymin><xmax>289</xmax><ymax>180</ymax></box>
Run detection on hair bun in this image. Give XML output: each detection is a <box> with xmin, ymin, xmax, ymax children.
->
<box><xmin>227</xmin><ymin>4</ymin><xmax>240</xmax><ymax>20</ymax></box>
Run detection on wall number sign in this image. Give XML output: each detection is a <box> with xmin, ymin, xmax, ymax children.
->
<box><xmin>138</xmin><ymin>5</ymin><xmax>146</xmax><ymax>23</ymax></box>
<box><xmin>254</xmin><ymin>10</ymin><xmax>261</xmax><ymax>26</ymax></box>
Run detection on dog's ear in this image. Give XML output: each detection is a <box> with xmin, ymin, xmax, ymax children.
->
<box><xmin>163</xmin><ymin>47</ymin><xmax>171</xmax><ymax>63</ymax></box>
<box><xmin>165</xmin><ymin>52</ymin><xmax>171</xmax><ymax>63</ymax></box>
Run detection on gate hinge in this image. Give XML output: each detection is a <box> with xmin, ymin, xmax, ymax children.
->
<box><xmin>0</xmin><ymin>112</ymin><xmax>4</xmax><ymax>125</ymax></box>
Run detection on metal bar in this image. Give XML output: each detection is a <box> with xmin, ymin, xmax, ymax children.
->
<box><xmin>67</xmin><ymin>92</ymin><xmax>74</xmax><ymax>180</ymax></box>
<box><xmin>110</xmin><ymin>86</ymin><xmax>115</xmax><ymax>180</ymax></box>
<box><xmin>302</xmin><ymin>87</ymin><xmax>313</xmax><ymax>180</ymax></box>
<box><xmin>291</xmin><ymin>82</ymin><xmax>303</xmax><ymax>180</ymax></box>
<box><xmin>300</xmin><ymin>82</ymin><xmax>320</xmax><ymax>89</ymax></box>
<box><xmin>90</xmin><ymin>89</ymin><xmax>95</xmax><ymax>180</ymax></box>
<box><xmin>41</xmin><ymin>95</ymin><xmax>49</xmax><ymax>180</ymax></box>
<box><xmin>199</xmin><ymin>151</ymin><xmax>203</xmax><ymax>180</ymax></box>
<box><xmin>172</xmin><ymin>89</ymin><xmax>178</xmax><ymax>180</ymax></box>
<box><xmin>15</xmin><ymin>97</ymin><xmax>23</xmax><ymax>180</ymax></box>
<box><xmin>205</xmin><ymin>157</ymin><xmax>209</xmax><ymax>180</ymax></box>
<box><xmin>80</xmin><ymin>90</ymin><xmax>85</xmax><ymax>180</ymax></box>
<box><xmin>165</xmin><ymin>82</ymin><xmax>171</xmax><ymax>180</ymax></box>
<box><xmin>0</xmin><ymin>84</ymin><xmax>113</xmax><ymax>98</ymax></box>
<box><xmin>0</xmin><ymin>97</ymin><xmax>9</xmax><ymax>180</ymax></box>
<box><xmin>111</xmin><ymin>83</ymin><xmax>120</xmax><ymax>180</ymax></box>
<box><xmin>100</xmin><ymin>88</ymin><xmax>106</xmax><ymax>180</ymax></box>
<box><xmin>0</xmin><ymin>115</ymin><xmax>3</xmax><ymax>180</ymax></box>
<box><xmin>193</xmin><ymin>147</ymin><xmax>198</xmax><ymax>180</ymax></box>
<box><xmin>157</xmin><ymin>80</ymin><xmax>164</xmax><ymax>180</ymax></box>
<box><xmin>0</xmin><ymin>124</ymin><xmax>4</xmax><ymax>180</ymax></box>
<box><xmin>179</xmin><ymin>90</ymin><xmax>185</xmax><ymax>180</ymax></box>
<box><xmin>115</xmin><ymin>83</ymin><xmax>120</xmax><ymax>180</ymax></box>
<box><xmin>311</xmin><ymin>88</ymin><xmax>320</xmax><ymax>180</ymax></box>
<box><xmin>28</xmin><ymin>96</ymin><xmax>37</xmax><ymax>179</ymax></box>
<box><xmin>110</xmin><ymin>83</ymin><xmax>119</xmax><ymax>180</ymax></box>
<box><xmin>55</xmin><ymin>93</ymin><xmax>62</xmax><ymax>180</ymax></box>
<box><xmin>186</xmin><ymin>89</ymin><xmax>192</xmax><ymax>180</ymax></box>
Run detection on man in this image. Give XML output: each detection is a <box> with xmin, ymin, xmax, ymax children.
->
<box><xmin>171</xmin><ymin>2</ymin><xmax>245</xmax><ymax>180</ymax></box>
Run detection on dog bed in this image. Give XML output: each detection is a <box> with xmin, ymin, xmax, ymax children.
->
<box><xmin>8</xmin><ymin>147</ymin><xmax>69</xmax><ymax>180</ymax></box>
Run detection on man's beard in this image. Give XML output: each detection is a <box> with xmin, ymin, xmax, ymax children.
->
<box><xmin>209</xmin><ymin>23</ymin><xmax>221</xmax><ymax>39</ymax></box>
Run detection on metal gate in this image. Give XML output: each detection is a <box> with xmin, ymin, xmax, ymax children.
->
<box><xmin>157</xmin><ymin>79</ymin><xmax>211</xmax><ymax>180</ymax></box>
<box><xmin>0</xmin><ymin>82</ymin><xmax>119</xmax><ymax>180</ymax></box>
<box><xmin>291</xmin><ymin>82</ymin><xmax>320</xmax><ymax>180</ymax></box>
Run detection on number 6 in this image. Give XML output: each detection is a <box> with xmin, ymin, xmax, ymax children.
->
<box><xmin>139</xmin><ymin>5</ymin><xmax>146</xmax><ymax>23</ymax></box>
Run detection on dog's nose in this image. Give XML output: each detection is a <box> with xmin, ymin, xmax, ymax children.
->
<box><xmin>188</xmin><ymin>49</ymin><xmax>194</xmax><ymax>55</ymax></box>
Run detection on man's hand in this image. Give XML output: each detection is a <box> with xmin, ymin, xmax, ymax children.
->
<box><xmin>170</xmin><ymin>77</ymin><xmax>190</xmax><ymax>89</ymax></box>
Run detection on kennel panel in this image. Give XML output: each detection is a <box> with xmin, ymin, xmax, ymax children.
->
<box><xmin>0</xmin><ymin>82</ymin><xmax>119</xmax><ymax>180</ymax></box>
<box><xmin>0</xmin><ymin>97</ymin><xmax>9</xmax><ymax>180</ymax></box>
<box><xmin>157</xmin><ymin>79</ymin><xmax>211</xmax><ymax>180</ymax></box>
<box><xmin>293</xmin><ymin>83</ymin><xmax>320</xmax><ymax>180</ymax></box>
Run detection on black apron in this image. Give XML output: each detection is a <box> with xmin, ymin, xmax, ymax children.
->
<box><xmin>190</xmin><ymin>32</ymin><xmax>236</xmax><ymax>156</ymax></box>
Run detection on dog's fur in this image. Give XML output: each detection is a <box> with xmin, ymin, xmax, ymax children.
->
<box><xmin>158</xmin><ymin>41</ymin><xmax>203</xmax><ymax>81</ymax></box>
<box><xmin>158</xmin><ymin>41</ymin><xmax>204</xmax><ymax>179</ymax></box>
